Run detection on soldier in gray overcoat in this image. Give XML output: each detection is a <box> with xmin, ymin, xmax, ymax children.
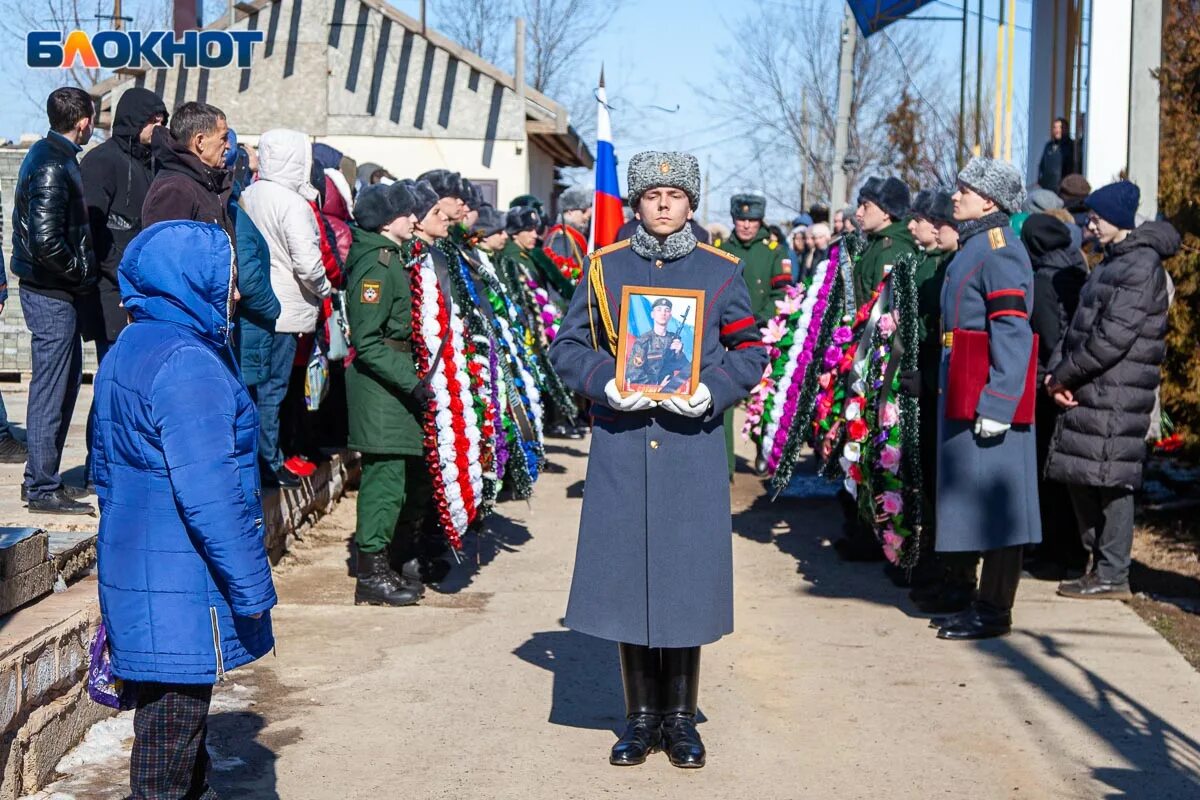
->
<box><xmin>933</xmin><ymin>157</ymin><xmax>1042</xmax><ymax>641</ymax></box>
<box><xmin>549</xmin><ymin>151</ymin><xmax>767</xmax><ymax>769</ymax></box>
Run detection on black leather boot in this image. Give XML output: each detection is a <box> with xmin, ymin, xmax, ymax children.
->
<box><xmin>610</xmin><ymin>644</ymin><xmax>661</xmax><ymax>766</ymax></box>
<box><xmin>660</xmin><ymin>646</ymin><xmax>705</xmax><ymax>768</ymax></box>
<box><xmin>355</xmin><ymin>551</ymin><xmax>420</xmax><ymax>607</ymax></box>
<box><xmin>936</xmin><ymin>601</ymin><xmax>1012</xmax><ymax>640</ymax></box>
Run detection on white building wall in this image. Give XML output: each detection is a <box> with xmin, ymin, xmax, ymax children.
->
<box><xmin>1085</xmin><ymin>2</ymin><xmax>1133</xmax><ymax>188</ymax></box>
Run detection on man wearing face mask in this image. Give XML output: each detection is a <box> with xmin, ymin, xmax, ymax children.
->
<box><xmin>345</xmin><ymin>182</ymin><xmax>426</xmax><ymax>607</ymax></box>
<box><xmin>81</xmin><ymin>88</ymin><xmax>168</xmax><ymax>354</ymax></box>
<box><xmin>550</xmin><ymin>151</ymin><xmax>768</xmax><ymax>770</ymax></box>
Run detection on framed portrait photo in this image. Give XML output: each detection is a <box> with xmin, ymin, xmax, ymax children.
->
<box><xmin>614</xmin><ymin>286</ymin><xmax>705</xmax><ymax>401</ymax></box>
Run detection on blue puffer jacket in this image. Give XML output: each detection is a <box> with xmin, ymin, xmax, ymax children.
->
<box><xmin>92</xmin><ymin>220</ymin><xmax>277</xmax><ymax>684</ymax></box>
<box><xmin>230</xmin><ymin>204</ymin><xmax>280</xmax><ymax>386</ymax></box>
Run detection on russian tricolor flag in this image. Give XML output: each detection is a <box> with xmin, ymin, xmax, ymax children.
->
<box><xmin>590</xmin><ymin>69</ymin><xmax>623</xmax><ymax>250</ymax></box>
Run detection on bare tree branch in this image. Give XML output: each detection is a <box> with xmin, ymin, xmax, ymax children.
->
<box><xmin>699</xmin><ymin>0</ymin><xmax>961</xmax><ymax>216</ymax></box>
<box><xmin>434</xmin><ymin>0</ymin><xmax>513</xmax><ymax>68</ymax></box>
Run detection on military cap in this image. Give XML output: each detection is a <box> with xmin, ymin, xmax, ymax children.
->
<box><xmin>957</xmin><ymin>156</ymin><xmax>1026</xmax><ymax>215</ymax></box>
<box><xmin>730</xmin><ymin>193</ymin><xmax>766</xmax><ymax>221</ymax></box>
<box><xmin>410</xmin><ymin>179</ymin><xmax>440</xmax><ymax>220</ymax></box>
<box><xmin>472</xmin><ymin>204</ymin><xmax>507</xmax><ymax>238</ymax></box>
<box><xmin>857</xmin><ymin>176</ymin><xmax>884</xmax><ymax>208</ymax></box>
<box><xmin>560</xmin><ymin>186</ymin><xmax>593</xmax><ymax>211</ymax></box>
<box><xmin>651</xmin><ymin>297</ymin><xmax>672</xmax><ymax>310</ymax></box>
<box><xmin>417</xmin><ymin>169</ymin><xmax>465</xmax><ymax>200</ymax></box>
<box><xmin>354</xmin><ymin>184</ymin><xmax>410</xmax><ymax>232</ymax></box>
<box><xmin>876</xmin><ymin>177</ymin><xmax>911</xmax><ymax>219</ymax></box>
<box><xmin>627</xmin><ymin>151</ymin><xmax>701</xmax><ymax>210</ymax></box>
<box><xmin>506</xmin><ymin>206</ymin><xmax>540</xmax><ymax>234</ymax></box>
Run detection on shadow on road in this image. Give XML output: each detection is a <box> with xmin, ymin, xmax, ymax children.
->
<box><xmin>208</xmin><ymin>710</ymin><xmax>282</xmax><ymax>799</ymax></box>
<box><xmin>512</xmin><ymin>629</ymin><xmax>624</xmax><ymax>733</ymax></box>
<box><xmin>435</xmin><ymin>512</ymin><xmax>533</xmax><ymax>594</ymax></box>
<box><xmin>993</xmin><ymin>631</ymin><xmax>1200</xmax><ymax>798</ymax></box>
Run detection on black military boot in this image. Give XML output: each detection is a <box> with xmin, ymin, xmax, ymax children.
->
<box><xmin>355</xmin><ymin>551</ymin><xmax>420</xmax><ymax>607</ymax></box>
<box><xmin>610</xmin><ymin>644</ymin><xmax>662</xmax><ymax>766</ymax></box>
<box><xmin>660</xmin><ymin>646</ymin><xmax>705</xmax><ymax>769</ymax></box>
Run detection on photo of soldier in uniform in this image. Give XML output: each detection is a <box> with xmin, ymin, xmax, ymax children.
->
<box><xmin>615</xmin><ymin>287</ymin><xmax>704</xmax><ymax>400</ymax></box>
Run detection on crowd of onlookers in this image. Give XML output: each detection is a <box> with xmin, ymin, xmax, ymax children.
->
<box><xmin>4</xmin><ymin>86</ymin><xmax>366</xmax><ymax>517</ymax></box>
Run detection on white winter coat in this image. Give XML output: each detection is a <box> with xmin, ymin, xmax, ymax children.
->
<box><xmin>240</xmin><ymin>129</ymin><xmax>331</xmax><ymax>334</ymax></box>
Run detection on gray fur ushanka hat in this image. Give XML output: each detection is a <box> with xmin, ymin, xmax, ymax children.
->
<box><xmin>627</xmin><ymin>151</ymin><xmax>700</xmax><ymax>209</ymax></box>
<box><xmin>957</xmin><ymin>156</ymin><xmax>1026</xmax><ymax>215</ymax></box>
<box><xmin>730</xmin><ymin>193</ymin><xmax>767</xmax><ymax>221</ymax></box>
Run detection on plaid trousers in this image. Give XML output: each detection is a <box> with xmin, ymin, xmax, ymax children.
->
<box><xmin>130</xmin><ymin>682</ymin><xmax>218</xmax><ymax>800</ymax></box>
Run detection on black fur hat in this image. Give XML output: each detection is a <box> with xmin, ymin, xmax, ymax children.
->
<box><xmin>472</xmin><ymin>205</ymin><xmax>507</xmax><ymax>238</ymax></box>
<box><xmin>417</xmin><ymin>169</ymin><xmax>465</xmax><ymax>200</ymax></box>
<box><xmin>876</xmin><ymin>177</ymin><xmax>911</xmax><ymax>219</ymax></box>
<box><xmin>411</xmin><ymin>179</ymin><xmax>440</xmax><ymax>220</ymax></box>
<box><xmin>506</xmin><ymin>206</ymin><xmax>540</xmax><ymax>234</ymax></box>
<box><xmin>925</xmin><ymin>189</ymin><xmax>956</xmax><ymax>226</ymax></box>
<box><xmin>857</xmin><ymin>176</ymin><xmax>883</xmax><ymax>208</ymax></box>
<box><xmin>354</xmin><ymin>184</ymin><xmax>405</xmax><ymax>232</ymax></box>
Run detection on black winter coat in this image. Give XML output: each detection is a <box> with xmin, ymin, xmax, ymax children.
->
<box><xmin>141</xmin><ymin>127</ymin><xmax>233</xmax><ymax>243</ymax></box>
<box><xmin>81</xmin><ymin>89</ymin><xmax>168</xmax><ymax>341</ymax></box>
<box><xmin>1045</xmin><ymin>222</ymin><xmax>1179</xmax><ymax>489</ymax></box>
<box><xmin>9</xmin><ymin>133</ymin><xmax>98</xmax><ymax>299</ymax></box>
<box><xmin>1037</xmin><ymin>137</ymin><xmax>1075</xmax><ymax>192</ymax></box>
<box><xmin>1029</xmin><ymin>247</ymin><xmax>1087</xmax><ymax>380</ymax></box>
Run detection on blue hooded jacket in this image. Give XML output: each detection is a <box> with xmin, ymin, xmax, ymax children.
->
<box><xmin>91</xmin><ymin>220</ymin><xmax>277</xmax><ymax>684</ymax></box>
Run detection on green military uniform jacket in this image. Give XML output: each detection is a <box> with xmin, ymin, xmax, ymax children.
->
<box><xmin>914</xmin><ymin>248</ymin><xmax>953</xmax><ymax>397</ymax></box>
<box><xmin>719</xmin><ymin>227</ymin><xmax>791</xmax><ymax>324</ymax></box>
<box><xmin>344</xmin><ymin>227</ymin><xmax>424</xmax><ymax>456</ymax></box>
<box><xmin>626</xmin><ymin>328</ymin><xmax>690</xmax><ymax>391</ymax></box>
<box><xmin>853</xmin><ymin>219</ymin><xmax>918</xmax><ymax>305</ymax></box>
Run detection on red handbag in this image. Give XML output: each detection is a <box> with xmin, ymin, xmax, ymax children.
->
<box><xmin>944</xmin><ymin>329</ymin><xmax>1039</xmax><ymax>425</ymax></box>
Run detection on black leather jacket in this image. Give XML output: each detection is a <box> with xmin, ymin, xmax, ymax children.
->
<box><xmin>10</xmin><ymin>132</ymin><xmax>98</xmax><ymax>295</ymax></box>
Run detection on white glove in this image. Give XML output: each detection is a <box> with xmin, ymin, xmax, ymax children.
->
<box><xmin>604</xmin><ymin>379</ymin><xmax>657</xmax><ymax>412</ymax></box>
<box><xmin>659</xmin><ymin>383</ymin><xmax>713</xmax><ymax>418</ymax></box>
<box><xmin>974</xmin><ymin>416</ymin><xmax>1011</xmax><ymax>439</ymax></box>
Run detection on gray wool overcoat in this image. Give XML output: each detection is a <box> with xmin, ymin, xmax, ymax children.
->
<box><xmin>936</xmin><ymin>218</ymin><xmax>1043</xmax><ymax>553</ymax></box>
<box><xmin>549</xmin><ymin>238</ymin><xmax>768</xmax><ymax>648</ymax></box>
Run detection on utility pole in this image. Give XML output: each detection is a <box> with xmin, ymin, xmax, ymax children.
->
<box><xmin>974</xmin><ymin>0</ymin><xmax>983</xmax><ymax>154</ymax></box>
<box><xmin>830</xmin><ymin>3</ymin><xmax>857</xmax><ymax>209</ymax></box>
<box><xmin>958</xmin><ymin>0</ymin><xmax>967</xmax><ymax>168</ymax></box>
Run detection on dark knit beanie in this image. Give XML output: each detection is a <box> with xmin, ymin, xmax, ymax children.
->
<box><xmin>354</xmin><ymin>184</ymin><xmax>405</xmax><ymax>232</ymax></box>
<box><xmin>1019</xmin><ymin>213</ymin><xmax>1073</xmax><ymax>257</ymax></box>
<box><xmin>1085</xmin><ymin>180</ymin><xmax>1140</xmax><ymax>230</ymax></box>
<box><xmin>418</xmin><ymin>169</ymin><xmax>465</xmax><ymax>200</ymax></box>
<box><xmin>411</xmin><ymin>179</ymin><xmax>440</xmax><ymax>220</ymax></box>
<box><xmin>876</xmin><ymin>177</ymin><xmax>911</xmax><ymax>219</ymax></box>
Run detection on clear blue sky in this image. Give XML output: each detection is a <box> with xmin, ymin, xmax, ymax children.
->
<box><xmin>0</xmin><ymin>0</ymin><xmax>1032</xmax><ymax>215</ymax></box>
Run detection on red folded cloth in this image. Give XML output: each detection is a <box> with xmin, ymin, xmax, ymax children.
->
<box><xmin>945</xmin><ymin>328</ymin><xmax>1038</xmax><ymax>425</ymax></box>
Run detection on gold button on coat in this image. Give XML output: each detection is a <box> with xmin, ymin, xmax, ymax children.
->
<box><xmin>650</xmin><ymin>440</ymin><xmax>660</xmax><ymax>449</ymax></box>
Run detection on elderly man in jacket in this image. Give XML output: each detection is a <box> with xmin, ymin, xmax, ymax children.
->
<box><xmin>1046</xmin><ymin>181</ymin><xmax>1177</xmax><ymax>600</ymax></box>
<box><xmin>932</xmin><ymin>157</ymin><xmax>1041</xmax><ymax>641</ymax></box>
<box><xmin>141</xmin><ymin>102</ymin><xmax>232</xmax><ymax>240</ymax></box>
<box><xmin>91</xmin><ymin>220</ymin><xmax>277</xmax><ymax>799</ymax></box>
<box><xmin>10</xmin><ymin>87</ymin><xmax>99</xmax><ymax>515</ymax></box>
<box><xmin>241</xmin><ymin>129</ymin><xmax>332</xmax><ymax>488</ymax></box>
<box><xmin>550</xmin><ymin>151</ymin><xmax>768</xmax><ymax>769</ymax></box>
